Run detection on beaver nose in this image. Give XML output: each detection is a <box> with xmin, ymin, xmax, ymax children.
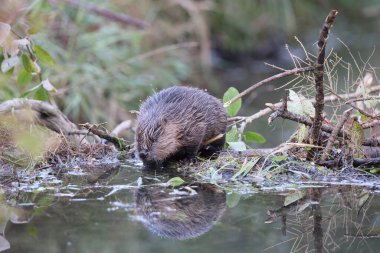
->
<box><xmin>139</xmin><ymin>151</ymin><xmax>148</xmax><ymax>160</ymax></box>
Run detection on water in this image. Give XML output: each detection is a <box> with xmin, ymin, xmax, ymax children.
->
<box><xmin>1</xmin><ymin>164</ymin><xmax>380</xmax><ymax>253</ymax></box>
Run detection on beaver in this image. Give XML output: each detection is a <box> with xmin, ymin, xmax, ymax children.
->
<box><xmin>135</xmin><ymin>86</ymin><xmax>227</xmax><ymax>168</ymax></box>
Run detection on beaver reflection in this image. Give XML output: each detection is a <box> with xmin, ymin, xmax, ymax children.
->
<box><xmin>134</xmin><ymin>183</ymin><xmax>226</xmax><ymax>240</ymax></box>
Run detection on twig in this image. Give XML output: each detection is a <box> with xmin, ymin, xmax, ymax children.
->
<box><xmin>203</xmin><ymin>134</ymin><xmax>224</xmax><ymax>146</ymax></box>
<box><xmin>227</xmin><ymin>116</ymin><xmax>247</xmax><ymax>123</ymax></box>
<box><xmin>327</xmin><ymin>87</ymin><xmax>377</xmax><ymax>119</ymax></box>
<box><xmin>353</xmin><ymin>157</ymin><xmax>380</xmax><ymax>167</ymax></box>
<box><xmin>229</xmin><ymin>85</ymin><xmax>380</xmax><ymax>126</ymax></box>
<box><xmin>362</xmin><ymin>137</ymin><xmax>380</xmax><ymax>146</ymax></box>
<box><xmin>267</xmin><ymin>103</ymin><xmax>344</xmax><ymax>136</ymax></box>
<box><xmin>318</xmin><ymin>108</ymin><xmax>352</xmax><ymax>163</ymax></box>
<box><xmin>52</xmin><ymin>0</ymin><xmax>149</xmax><ymax>29</ymax></box>
<box><xmin>347</xmin><ymin>96</ymin><xmax>380</xmax><ymax>103</ymax></box>
<box><xmin>223</xmin><ymin>66</ymin><xmax>314</xmax><ymax>108</ymax></box>
<box><xmin>281</xmin><ymin>90</ymin><xmax>289</xmax><ymax>112</ymax></box>
<box><xmin>79</xmin><ymin>123</ymin><xmax>129</xmax><ymax>151</ymax></box>
<box><xmin>267</xmin><ymin>103</ymin><xmax>380</xmax><ymax>147</ymax></box>
<box><xmin>308</xmin><ymin>10</ymin><xmax>338</xmax><ymax>160</ymax></box>
<box><xmin>362</xmin><ymin>120</ymin><xmax>380</xmax><ymax>129</ymax></box>
<box><xmin>324</xmin><ymin>85</ymin><xmax>380</xmax><ymax>102</ymax></box>
<box><xmin>111</xmin><ymin>120</ymin><xmax>132</xmax><ymax>137</ymax></box>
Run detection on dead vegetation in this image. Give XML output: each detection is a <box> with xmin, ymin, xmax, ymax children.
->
<box><xmin>223</xmin><ymin>10</ymin><xmax>380</xmax><ymax>173</ymax></box>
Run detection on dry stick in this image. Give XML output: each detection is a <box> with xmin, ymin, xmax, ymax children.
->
<box><xmin>347</xmin><ymin>96</ymin><xmax>380</xmax><ymax>103</ymax></box>
<box><xmin>324</xmin><ymin>85</ymin><xmax>380</xmax><ymax>101</ymax></box>
<box><xmin>267</xmin><ymin>104</ymin><xmax>380</xmax><ymax>147</ymax></box>
<box><xmin>326</xmin><ymin>87</ymin><xmax>376</xmax><ymax>119</ymax></box>
<box><xmin>362</xmin><ymin>119</ymin><xmax>380</xmax><ymax>129</ymax></box>
<box><xmin>363</xmin><ymin>120</ymin><xmax>380</xmax><ymax>129</ymax></box>
<box><xmin>111</xmin><ymin>120</ymin><xmax>132</xmax><ymax>137</ymax></box>
<box><xmin>228</xmin><ymin>84</ymin><xmax>380</xmax><ymax>125</ymax></box>
<box><xmin>203</xmin><ymin>134</ymin><xmax>224</xmax><ymax>146</ymax></box>
<box><xmin>267</xmin><ymin>104</ymin><xmax>340</xmax><ymax>135</ymax></box>
<box><xmin>282</xmin><ymin>90</ymin><xmax>289</xmax><ymax>112</ymax></box>
<box><xmin>308</xmin><ymin>10</ymin><xmax>338</xmax><ymax>160</ymax></box>
<box><xmin>56</xmin><ymin>0</ymin><xmax>149</xmax><ymax>29</ymax></box>
<box><xmin>318</xmin><ymin>108</ymin><xmax>353</xmax><ymax>163</ymax></box>
<box><xmin>362</xmin><ymin>137</ymin><xmax>380</xmax><ymax>146</ymax></box>
<box><xmin>223</xmin><ymin>66</ymin><xmax>314</xmax><ymax>108</ymax></box>
<box><xmin>353</xmin><ymin>157</ymin><xmax>380</xmax><ymax>167</ymax></box>
<box><xmin>80</xmin><ymin>123</ymin><xmax>129</xmax><ymax>151</ymax></box>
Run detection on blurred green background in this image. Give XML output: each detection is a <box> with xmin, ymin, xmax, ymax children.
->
<box><xmin>1</xmin><ymin>0</ymin><xmax>379</xmax><ymax>146</ymax></box>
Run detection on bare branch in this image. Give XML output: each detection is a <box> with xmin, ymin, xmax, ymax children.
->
<box><xmin>266</xmin><ymin>103</ymin><xmax>345</xmax><ymax>136</ymax></box>
<box><xmin>224</xmin><ymin>66</ymin><xmax>314</xmax><ymax>108</ymax></box>
<box><xmin>326</xmin><ymin>87</ymin><xmax>378</xmax><ymax>119</ymax></box>
<box><xmin>229</xmin><ymin>85</ymin><xmax>380</xmax><ymax>126</ymax></box>
<box><xmin>309</xmin><ymin>10</ymin><xmax>338</xmax><ymax>160</ymax></box>
<box><xmin>267</xmin><ymin>103</ymin><xmax>380</xmax><ymax>147</ymax></box>
<box><xmin>80</xmin><ymin>123</ymin><xmax>129</xmax><ymax>151</ymax></box>
<box><xmin>318</xmin><ymin>108</ymin><xmax>352</xmax><ymax>163</ymax></box>
<box><xmin>362</xmin><ymin>120</ymin><xmax>380</xmax><ymax>129</ymax></box>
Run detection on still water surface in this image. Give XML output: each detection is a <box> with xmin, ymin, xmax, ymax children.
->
<box><xmin>2</xmin><ymin>164</ymin><xmax>380</xmax><ymax>253</ymax></box>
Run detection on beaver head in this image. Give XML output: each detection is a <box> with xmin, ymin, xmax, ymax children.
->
<box><xmin>135</xmin><ymin>117</ymin><xmax>181</xmax><ymax>167</ymax></box>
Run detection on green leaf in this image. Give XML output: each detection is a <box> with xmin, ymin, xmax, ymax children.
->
<box><xmin>223</xmin><ymin>87</ymin><xmax>241</xmax><ymax>117</ymax></box>
<box><xmin>34</xmin><ymin>195</ymin><xmax>54</xmax><ymax>215</ymax></box>
<box><xmin>370</xmin><ymin>168</ymin><xmax>380</xmax><ymax>174</ymax></box>
<box><xmin>244</xmin><ymin>131</ymin><xmax>266</xmax><ymax>143</ymax></box>
<box><xmin>21</xmin><ymin>84</ymin><xmax>41</xmax><ymax>98</ymax></box>
<box><xmin>167</xmin><ymin>177</ymin><xmax>185</xmax><ymax>187</ymax></box>
<box><xmin>350</xmin><ymin>118</ymin><xmax>364</xmax><ymax>157</ymax></box>
<box><xmin>226</xmin><ymin>125</ymin><xmax>239</xmax><ymax>142</ymax></box>
<box><xmin>33</xmin><ymin>86</ymin><xmax>49</xmax><ymax>101</ymax></box>
<box><xmin>284</xmin><ymin>190</ymin><xmax>306</xmax><ymax>206</ymax></box>
<box><xmin>17</xmin><ymin>69</ymin><xmax>33</xmax><ymax>86</ymax></box>
<box><xmin>231</xmin><ymin>158</ymin><xmax>259</xmax><ymax>180</ymax></box>
<box><xmin>296</xmin><ymin>124</ymin><xmax>308</xmax><ymax>143</ymax></box>
<box><xmin>372</xmin><ymin>227</ymin><xmax>380</xmax><ymax>235</ymax></box>
<box><xmin>32</xmin><ymin>45</ymin><xmax>55</xmax><ymax>66</ymax></box>
<box><xmin>227</xmin><ymin>141</ymin><xmax>246</xmax><ymax>151</ymax></box>
<box><xmin>226</xmin><ymin>192</ymin><xmax>241</xmax><ymax>208</ymax></box>
<box><xmin>26</xmin><ymin>224</ymin><xmax>38</xmax><ymax>239</ymax></box>
<box><xmin>271</xmin><ymin>155</ymin><xmax>288</xmax><ymax>163</ymax></box>
<box><xmin>21</xmin><ymin>54</ymin><xmax>38</xmax><ymax>73</ymax></box>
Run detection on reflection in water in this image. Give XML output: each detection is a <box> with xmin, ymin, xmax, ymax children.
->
<box><xmin>265</xmin><ymin>187</ymin><xmax>379</xmax><ymax>253</ymax></box>
<box><xmin>134</xmin><ymin>183</ymin><xmax>226</xmax><ymax>240</ymax></box>
<box><xmin>0</xmin><ymin>170</ymin><xmax>380</xmax><ymax>253</ymax></box>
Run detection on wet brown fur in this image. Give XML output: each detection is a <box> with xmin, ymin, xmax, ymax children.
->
<box><xmin>135</xmin><ymin>86</ymin><xmax>227</xmax><ymax>168</ymax></box>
